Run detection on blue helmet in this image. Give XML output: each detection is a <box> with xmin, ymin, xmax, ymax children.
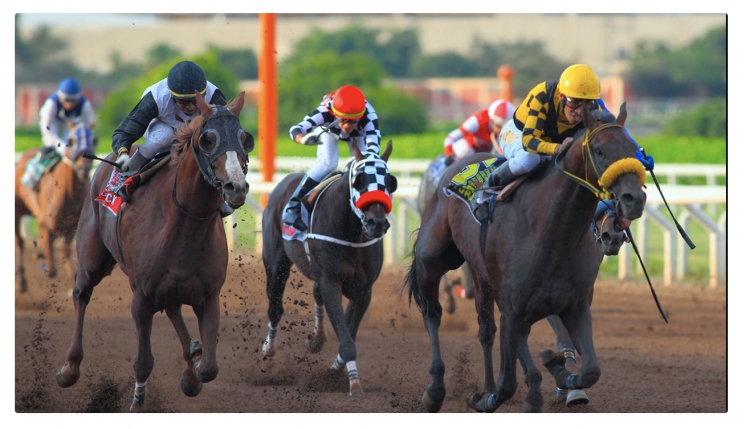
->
<box><xmin>57</xmin><ymin>78</ymin><xmax>81</xmax><ymax>102</ymax></box>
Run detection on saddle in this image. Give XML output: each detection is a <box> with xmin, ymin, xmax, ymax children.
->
<box><xmin>302</xmin><ymin>172</ymin><xmax>343</xmax><ymax>211</ymax></box>
<box><xmin>117</xmin><ymin>151</ymin><xmax>171</xmax><ymax>199</ymax></box>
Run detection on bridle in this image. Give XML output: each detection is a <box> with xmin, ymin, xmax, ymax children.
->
<box><xmin>172</xmin><ymin>108</ymin><xmax>248</xmax><ymax>221</ymax></box>
<box><xmin>554</xmin><ymin>121</ymin><xmax>645</xmax><ymax>211</ymax></box>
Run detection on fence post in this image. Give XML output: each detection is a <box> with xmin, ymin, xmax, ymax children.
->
<box><xmin>718</xmin><ymin>210</ymin><xmax>727</xmax><ymax>281</ymax></box>
<box><xmin>684</xmin><ymin>204</ymin><xmax>721</xmax><ymax>288</ymax></box>
<box><xmin>644</xmin><ymin>205</ymin><xmax>676</xmax><ymax>286</ymax></box>
<box><xmin>676</xmin><ymin>210</ymin><xmax>691</xmax><ymax>281</ymax></box>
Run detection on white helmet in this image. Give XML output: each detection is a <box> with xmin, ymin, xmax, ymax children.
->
<box><xmin>488</xmin><ymin>99</ymin><xmax>516</xmax><ymax>127</ymax></box>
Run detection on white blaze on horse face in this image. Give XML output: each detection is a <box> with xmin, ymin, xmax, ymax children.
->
<box><xmin>224</xmin><ymin>151</ymin><xmax>245</xmax><ymax>183</ymax></box>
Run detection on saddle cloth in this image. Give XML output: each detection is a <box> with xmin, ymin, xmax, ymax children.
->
<box><xmin>282</xmin><ymin>173</ymin><xmax>344</xmax><ymax>242</ymax></box>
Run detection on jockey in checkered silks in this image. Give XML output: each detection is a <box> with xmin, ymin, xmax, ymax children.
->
<box><xmin>283</xmin><ymin>85</ymin><xmax>383</xmax><ymax>232</ymax></box>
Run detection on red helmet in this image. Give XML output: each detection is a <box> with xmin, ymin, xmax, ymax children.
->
<box><xmin>331</xmin><ymin>85</ymin><xmax>367</xmax><ymax>120</ymax></box>
<box><xmin>488</xmin><ymin>99</ymin><xmax>516</xmax><ymax>126</ymax></box>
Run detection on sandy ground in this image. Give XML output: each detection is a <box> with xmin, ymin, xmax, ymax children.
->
<box><xmin>15</xmin><ymin>246</ymin><xmax>726</xmax><ymax>415</ymax></box>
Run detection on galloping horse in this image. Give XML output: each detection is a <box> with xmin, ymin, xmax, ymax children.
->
<box><xmin>56</xmin><ymin>91</ymin><xmax>254</xmax><ymax>410</ymax></box>
<box><xmin>261</xmin><ymin>141</ymin><xmax>397</xmax><ymax>396</ymax></box>
<box><xmin>15</xmin><ymin>123</ymin><xmax>97</xmax><ymax>292</ymax></box>
<box><xmin>404</xmin><ymin>103</ymin><xmax>646</xmax><ymax>412</ymax></box>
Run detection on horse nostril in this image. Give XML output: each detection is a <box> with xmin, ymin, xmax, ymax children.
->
<box><xmin>223</xmin><ymin>182</ymin><xmax>236</xmax><ymax>193</ymax></box>
<box><xmin>620</xmin><ymin>192</ymin><xmax>634</xmax><ymax>205</ymax></box>
<box><xmin>601</xmin><ymin>232</ymin><xmax>611</xmax><ymax>245</ymax></box>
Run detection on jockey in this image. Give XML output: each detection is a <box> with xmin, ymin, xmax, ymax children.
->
<box><xmin>485</xmin><ymin>64</ymin><xmax>654</xmax><ymax>189</ymax></box>
<box><xmin>22</xmin><ymin>78</ymin><xmax>96</xmax><ymax>190</ymax></box>
<box><xmin>283</xmin><ymin>85</ymin><xmax>382</xmax><ymax>232</ymax></box>
<box><xmin>443</xmin><ymin>99</ymin><xmax>516</xmax><ymax>165</ymax></box>
<box><xmin>482</xmin><ymin>64</ymin><xmax>655</xmax><ymax>236</ymax></box>
<box><xmin>110</xmin><ymin>60</ymin><xmax>233</xmax><ymax>215</ymax></box>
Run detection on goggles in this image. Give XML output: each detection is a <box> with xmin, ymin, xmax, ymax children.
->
<box><xmin>563</xmin><ymin>96</ymin><xmax>585</xmax><ymax>110</ymax></box>
<box><xmin>173</xmin><ymin>97</ymin><xmax>197</xmax><ymax>108</ymax></box>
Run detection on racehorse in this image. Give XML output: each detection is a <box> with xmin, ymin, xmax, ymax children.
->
<box><xmin>15</xmin><ymin>122</ymin><xmax>97</xmax><ymax>292</ymax></box>
<box><xmin>261</xmin><ymin>141</ymin><xmax>398</xmax><ymax>397</ymax></box>
<box><xmin>55</xmin><ymin>91</ymin><xmax>254</xmax><ymax>411</ymax></box>
<box><xmin>403</xmin><ymin>103</ymin><xmax>646</xmax><ymax>412</ymax></box>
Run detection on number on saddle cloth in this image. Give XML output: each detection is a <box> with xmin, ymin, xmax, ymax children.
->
<box><xmin>443</xmin><ymin>158</ymin><xmax>505</xmax><ymax>223</ymax></box>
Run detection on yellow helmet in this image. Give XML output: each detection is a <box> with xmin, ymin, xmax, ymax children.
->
<box><xmin>558</xmin><ymin>64</ymin><xmax>600</xmax><ymax>100</ymax></box>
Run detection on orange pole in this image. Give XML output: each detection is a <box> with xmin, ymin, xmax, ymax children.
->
<box><xmin>259</xmin><ymin>13</ymin><xmax>277</xmax><ymax>208</ymax></box>
<box><xmin>497</xmin><ymin>65</ymin><xmax>515</xmax><ymax>103</ymax></box>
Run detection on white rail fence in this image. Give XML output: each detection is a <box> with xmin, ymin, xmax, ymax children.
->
<box><xmin>17</xmin><ymin>153</ymin><xmax>726</xmax><ymax>287</ymax></box>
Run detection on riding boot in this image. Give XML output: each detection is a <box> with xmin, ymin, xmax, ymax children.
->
<box><xmin>483</xmin><ymin>161</ymin><xmax>517</xmax><ymax>190</ymax></box>
<box><xmin>282</xmin><ymin>174</ymin><xmax>320</xmax><ymax>231</ymax></box>
<box><xmin>114</xmin><ymin>149</ymin><xmax>150</xmax><ymax>202</ymax></box>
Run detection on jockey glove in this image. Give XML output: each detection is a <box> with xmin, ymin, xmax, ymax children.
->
<box><xmin>116</xmin><ymin>152</ymin><xmax>131</xmax><ymax>171</ymax></box>
<box><xmin>635</xmin><ymin>148</ymin><xmax>655</xmax><ymax>171</ymax></box>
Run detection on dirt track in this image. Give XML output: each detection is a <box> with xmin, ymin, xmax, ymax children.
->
<box><xmin>15</xmin><ymin>248</ymin><xmax>726</xmax><ymax>414</ymax></box>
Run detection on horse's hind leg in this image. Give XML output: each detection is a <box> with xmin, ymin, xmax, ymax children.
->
<box><xmin>262</xmin><ymin>245</ymin><xmax>292</xmax><ymax>357</ymax></box>
<box><xmin>546</xmin><ymin>314</ymin><xmax>589</xmax><ymax>406</ymax></box>
<box><xmin>56</xmin><ymin>210</ymin><xmax>114</xmax><ymax>389</ymax></box>
<box><xmin>467</xmin><ymin>277</ymin><xmax>497</xmax><ymax>399</ymax></box>
<box><xmin>15</xmin><ymin>214</ymin><xmax>27</xmax><ymax>294</ymax></box>
<box><xmin>61</xmin><ymin>234</ymin><xmax>75</xmax><ymax>280</ymax></box>
<box><xmin>166</xmin><ymin>305</ymin><xmax>203</xmax><ymax>397</ymax></box>
<box><xmin>191</xmin><ymin>288</ymin><xmax>221</xmax><ymax>383</ymax></box>
<box><xmin>541</xmin><ymin>304</ymin><xmax>601</xmax><ymax>392</ymax></box>
<box><xmin>305</xmin><ymin>281</ymin><xmax>328</xmax><ymax>354</ymax></box>
<box><xmin>40</xmin><ymin>227</ymin><xmax>57</xmax><ymax>277</ymax></box>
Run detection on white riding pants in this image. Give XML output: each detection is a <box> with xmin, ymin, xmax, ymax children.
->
<box><xmin>498</xmin><ymin>121</ymin><xmax>551</xmax><ymax>175</ymax></box>
<box><xmin>307</xmin><ymin>131</ymin><xmax>367</xmax><ymax>182</ymax></box>
<box><xmin>138</xmin><ymin>119</ymin><xmax>176</xmax><ymax>159</ymax></box>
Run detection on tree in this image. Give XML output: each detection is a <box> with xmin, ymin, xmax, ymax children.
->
<box><xmin>146</xmin><ymin>44</ymin><xmax>183</xmax><ymax>69</ymax></box>
<box><xmin>210</xmin><ymin>45</ymin><xmax>259</xmax><ymax>80</ymax></box>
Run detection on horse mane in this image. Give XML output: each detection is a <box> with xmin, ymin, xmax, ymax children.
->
<box><xmin>170</xmin><ymin>115</ymin><xmax>205</xmax><ymax>167</ymax></box>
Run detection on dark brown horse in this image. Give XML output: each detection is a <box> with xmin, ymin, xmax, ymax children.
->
<box><xmin>261</xmin><ymin>141</ymin><xmax>397</xmax><ymax>396</ymax></box>
<box><xmin>15</xmin><ymin>123</ymin><xmax>97</xmax><ymax>292</ymax></box>
<box><xmin>404</xmin><ymin>103</ymin><xmax>647</xmax><ymax>412</ymax></box>
<box><xmin>55</xmin><ymin>91</ymin><xmax>254</xmax><ymax>411</ymax></box>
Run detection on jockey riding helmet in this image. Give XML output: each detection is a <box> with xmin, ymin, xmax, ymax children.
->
<box><xmin>488</xmin><ymin>99</ymin><xmax>516</xmax><ymax>127</ymax></box>
<box><xmin>558</xmin><ymin>64</ymin><xmax>601</xmax><ymax>100</ymax></box>
<box><xmin>331</xmin><ymin>85</ymin><xmax>366</xmax><ymax>120</ymax></box>
<box><xmin>168</xmin><ymin>61</ymin><xmax>207</xmax><ymax>99</ymax></box>
<box><xmin>57</xmin><ymin>78</ymin><xmax>82</xmax><ymax>103</ymax></box>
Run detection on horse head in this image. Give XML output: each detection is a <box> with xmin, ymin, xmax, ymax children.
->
<box><xmin>65</xmin><ymin>122</ymin><xmax>97</xmax><ymax>181</ymax></box>
<box><xmin>348</xmin><ymin>141</ymin><xmax>398</xmax><ymax>239</ymax></box>
<box><xmin>189</xmin><ymin>90</ymin><xmax>254</xmax><ymax>209</ymax></box>
<box><xmin>572</xmin><ymin>102</ymin><xmax>647</xmax><ymax>222</ymax></box>
<box><xmin>592</xmin><ymin>200</ymin><xmax>630</xmax><ymax>256</ymax></box>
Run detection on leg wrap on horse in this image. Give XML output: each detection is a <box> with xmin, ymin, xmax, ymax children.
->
<box><xmin>331</xmin><ymin>354</ymin><xmax>345</xmax><ymax>370</ymax></box>
<box><xmin>262</xmin><ymin>322</ymin><xmax>278</xmax><ymax>356</ymax></box>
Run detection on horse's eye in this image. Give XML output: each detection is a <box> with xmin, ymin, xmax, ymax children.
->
<box><xmin>354</xmin><ymin>173</ymin><xmax>368</xmax><ymax>191</ymax></box>
<box><xmin>594</xmin><ymin>148</ymin><xmax>603</xmax><ymax>156</ymax></box>
<box><xmin>239</xmin><ymin>130</ymin><xmax>255</xmax><ymax>153</ymax></box>
<box><xmin>200</xmin><ymin>132</ymin><xmax>217</xmax><ymax>153</ymax></box>
<box><xmin>387</xmin><ymin>174</ymin><xmax>398</xmax><ymax>193</ymax></box>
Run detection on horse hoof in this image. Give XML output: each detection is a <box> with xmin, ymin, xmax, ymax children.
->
<box><xmin>422</xmin><ymin>390</ymin><xmax>444</xmax><ymax>413</ymax></box>
<box><xmin>566</xmin><ymin>389</ymin><xmax>589</xmax><ymax>407</ymax></box>
<box><xmin>262</xmin><ymin>341</ymin><xmax>276</xmax><ymax>357</ymax></box>
<box><xmin>466</xmin><ymin>391</ymin><xmax>482</xmax><ymax>411</ymax></box>
<box><xmin>523</xmin><ymin>400</ymin><xmax>544</xmax><ymax>413</ymax></box>
<box><xmin>180</xmin><ymin>375</ymin><xmax>203</xmax><ymax>397</ymax></box>
<box><xmin>56</xmin><ymin>364</ymin><xmax>79</xmax><ymax>388</ymax></box>
<box><xmin>349</xmin><ymin>379</ymin><xmax>364</xmax><ymax>397</ymax></box>
<box><xmin>305</xmin><ymin>335</ymin><xmax>325</xmax><ymax>354</ymax></box>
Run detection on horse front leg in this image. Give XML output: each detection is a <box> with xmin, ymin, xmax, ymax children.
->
<box><xmin>192</xmin><ymin>288</ymin><xmax>221</xmax><ymax>383</ymax></box>
<box><xmin>129</xmin><ymin>293</ymin><xmax>156</xmax><ymax>411</ymax></box>
<box><xmin>165</xmin><ymin>305</ymin><xmax>203</xmax><ymax>397</ymax></box>
<box><xmin>541</xmin><ymin>305</ymin><xmax>601</xmax><ymax>392</ymax></box>
<box><xmin>320</xmin><ymin>280</ymin><xmax>363</xmax><ymax>397</ymax></box>
<box><xmin>471</xmin><ymin>278</ymin><xmax>497</xmax><ymax>395</ymax></box>
<box><xmin>15</xmin><ymin>216</ymin><xmax>27</xmax><ymax>294</ymax></box>
<box><xmin>332</xmin><ymin>285</ymin><xmax>374</xmax><ymax>396</ymax></box>
<box><xmin>515</xmin><ymin>328</ymin><xmax>544</xmax><ymax>413</ymax></box>
<box><xmin>546</xmin><ymin>314</ymin><xmax>589</xmax><ymax>406</ymax></box>
<box><xmin>305</xmin><ymin>282</ymin><xmax>328</xmax><ymax>354</ymax></box>
<box><xmin>470</xmin><ymin>311</ymin><xmax>522</xmax><ymax>413</ymax></box>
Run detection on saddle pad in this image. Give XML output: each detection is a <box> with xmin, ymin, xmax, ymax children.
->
<box><xmin>281</xmin><ymin>205</ymin><xmax>310</xmax><ymax>242</ymax></box>
<box><xmin>443</xmin><ymin>158</ymin><xmax>505</xmax><ymax>220</ymax></box>
<box><xmin>94</xmin><ymin>169</ymin><xmax>125</xmax><ymax>215</ymax></box>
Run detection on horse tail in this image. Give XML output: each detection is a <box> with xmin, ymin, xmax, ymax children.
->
<box><xmin>401</xmin><ymin>228</ymin><xmax>425</xmax><ymax>311</ymax></box>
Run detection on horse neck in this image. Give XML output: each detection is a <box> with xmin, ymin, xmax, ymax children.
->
<box><xmin>540</xmin><ymin>142</ymin><xmax>600</xmax><ymax>236</ymax></box>
<box><xmin>173</xmin><ymin>144</ymin><xmax>222</xmax><ymax>218</ymax></box>
<box><xmin>316</xmin><ymin>178</ymin><xmax>364</xmax><ymax>239</ymax></box>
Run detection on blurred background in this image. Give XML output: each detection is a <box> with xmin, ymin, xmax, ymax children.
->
<box><xmin>14</xmin><ymin>13</ymin><xmax>727</xmax><ymax>286</ymax></box>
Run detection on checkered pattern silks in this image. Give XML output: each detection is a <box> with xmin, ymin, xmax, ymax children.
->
<box><xmin>347</xmin><ymin>156</ymin><xmax>393</xmax><ymax>221</ymax></box>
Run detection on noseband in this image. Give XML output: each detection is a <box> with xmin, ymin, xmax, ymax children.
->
<box><xmin>555</xmin><ymin>122</ymin><xmax>645</xmax><ymax>202</ymax></box>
